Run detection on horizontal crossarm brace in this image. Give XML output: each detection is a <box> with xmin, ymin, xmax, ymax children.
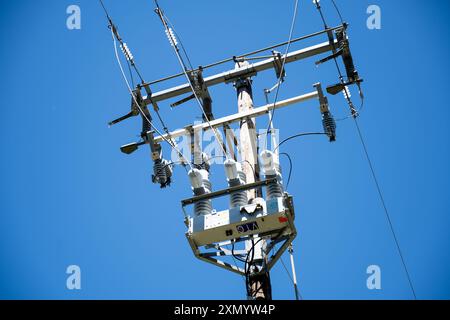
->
<box><xmin>154</xmin><ymin>90</ymin><xmax>319</xmax><ymax>144</ymax></box>
<box><xmin>143</xmin><ymin>40</ymin><xmax>337</xmax><ymax>104</ymax></box>
<box><xmin>181</xmin><ymin>178</ymin><xmax>277</xmax><ymax>206</ymax></box>
<box><xmin>200</xmin><ymin>250</ymin><xmax>247</xmax><ymax>258</ymax></box>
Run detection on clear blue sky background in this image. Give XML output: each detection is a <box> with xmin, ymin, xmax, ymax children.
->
<box><xmin>0</xmin><ymin>0</ymin><xmax>449</xmax><ymax>300</ymax></box>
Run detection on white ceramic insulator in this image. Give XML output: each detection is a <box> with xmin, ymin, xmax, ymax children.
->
<box><xmin>343</xmin><ymin>86</ymin><xmax>352</xmax><ymax>99</ymax></box>
<box><xmin>188</xmin><ymin>169</ymin><xmax>210</xmax><ymax>189</ymax></box>
<box><xmin>120</xmin><ymin>43</ymin><xmax>133</xmax><ymax>61</ymax></box>
<box><xmin>224</xmin><ymin>159</ymin><xmax>239</xmax><ymax>181</ymax></box>
<box><xmin>260</xmin><ymin>150</ymin><xmax>278</xmax><ymax>176</ymax></box>
<box><xmin>165</xmin><ymin>28</ymin><xmax>178</xmax><ymax>47</ymax></box>
<box><xmin>188</xmin><ymin>169</ymin><xmax>203</xmax><ymax>189</ymax></box>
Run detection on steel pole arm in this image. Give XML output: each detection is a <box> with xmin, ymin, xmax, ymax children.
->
<box><xmin>153</xmin><ymin>90</ymin><xmax>319</xmax><ymax>144</ymax></box>
<box><xmin>143</xmin><ymin>40</ymin><xmax>337</xmax><ymax>105</ymax></box>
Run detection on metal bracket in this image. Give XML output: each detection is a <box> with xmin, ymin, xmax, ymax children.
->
<box><xmin>181</xmin><ymin>178</ymin><xmax>277</xmax><ymax>207</ymax></box>
<box><xmin>170</xmin><ymin>93</ymin><xmax>195</xmax><ymax>108</ymax></box>
<box><xmin>313</xmin><ymin>83</ymin><xmax>329</xmax><ymax>113</ymax></box>
<box><xmin>108</xmin><ymin>89</ymin><xmax>141</xmax><ymax>126</ymax></box>
<box><xmin>139</xmin><ymin>84</ymin><xmax>160</xmax><ymax>112</ymax></box>
<box><xmin>170</xmin><ymin>67</ymin><xmax>214</xmax><ymax>122</ymax></box>
<box><xmin>272</xmin><ymin>51</ymin><xmax>285</xmax><ymax>81</ymax></box>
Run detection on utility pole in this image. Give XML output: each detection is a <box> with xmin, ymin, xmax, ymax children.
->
<box><xmin>235</xmin><ymin>61</ymin><xmax>271</xmax><ymax>300</ymax></box>
<box><xmin>104</xmin><ymin>0</ymin><xmax>363</xmax><ymax>299</ymax></box>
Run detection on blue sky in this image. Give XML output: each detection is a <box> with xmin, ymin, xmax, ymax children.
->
<box><xmin>0</xmin><ymin>0</ymin><xmax>449</xmax><ymax>300</ymax></box>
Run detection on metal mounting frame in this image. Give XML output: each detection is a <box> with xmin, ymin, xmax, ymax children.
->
<box><xmin>183</xmin><ymin>182</ymin><xmax>297</xmax><ymax>276</ymax></box>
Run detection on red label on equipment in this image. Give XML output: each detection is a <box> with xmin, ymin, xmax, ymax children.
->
<box><xmin>278</xmin><ymin>216</ymin><xmax>288</xmax><ymax>223</ymax></box>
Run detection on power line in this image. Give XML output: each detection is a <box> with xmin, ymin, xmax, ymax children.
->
<box><xmin>99</xmin><ymin>0</ymin><xmax>109</xmax><ymax>19</ymax></box>
<box><xmin>313</xmin><ymin>0</ymin><xmax>350</xmax><ymax>102</ymax></box>
<box><xmin>100</xmin><ymin>0</ymin><xmax>146</xmax><ymax>84</ymax></box>
<box><xmin>145</xmin><ymin>24</ymin><xmax>343</xmax><ymax>86</ymax></box>
<box><xmin>336</xmin><ymin>96</ymin><xmax>364</xmax><ymax>122</ymax></box>
<box><xmin>100</xmin><ymin>0</ymin><xmax>188</xmax><ymax>169</ymax></box>
<box><xmin>153</xmin><ymin>1</ymin><xmax>230</xmax><ymax>160</ymax></box>
<box><xmin>313</xmin><ymin>0</ymin><xmax>417</xmax><ymax>299</ymax></box>
<box><xmin>162</xmin><ymin>13</ymin><xmax>194</xmax><ymax>71</ymax></box>
<box><xmin>353</xmin><ymin>118</ymin><xmax>417</xmax><ymax>299</ymax></box>
<box><xmin>111</xmin><ymin>28</ymin><xmax>193</xmax><ymax>170</ymax></box>
<box><xmin>330</xmin><ymin>0</ymin><xmax>345</xmax><ymax>25</ymax></box>
<box><xmin>274</xmin><ymin>132</ymin><xmax>327</xmax><ymax>153</ymax></box>
<box><xmin>265</xmin><ymin>0</ymin><xmax>300</xmax><ymax>147</ymax></box>
<box><xmin>279</xmin><ymin>152</ymin><xmax>293</xmax><ymax>191</ymax></box>
<box><xmin>227</xmin><ymin>242</ymin><xmax>247</xmax><ymax>283</ymax></box>
<box><xmin>315</xmin><ymin>0</ymin><xmax>416</xmax><ymax>298</ymax></box>
<box><xmin>126</xmin><ymin>59</ymin><xmax>135</xmax><ymax>88</ymax></box>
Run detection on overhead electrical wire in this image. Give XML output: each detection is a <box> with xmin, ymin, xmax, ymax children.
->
<box><xmin>100</xmin><ymin>0</ymin><xmax>189</xmax><ymax>169</ymax></box>
<box><xmin>274</xmin><ymin>132</ymin><xmax>328</xmax><ymax>153</ymax></box>
<box><xmin>314</xmin><ymin>0</ymin><xmax>365</xmax><ymax>121</ymax></box>
<box><xmin>318</xmin><ymin>0</ymin><xmax>417</xmax><ymax>299</ymax></box>
<box><xmin>146</xmin><ymin>25</ymin><xmax>343</xmax><ymax>87</ymax></box>
<box><xmin>100</xmin><ymin>0</ymin><xmax>146</xmax><ymax>84</ymax></box>
<box><xmin>154</xmin><ymin>1</ymin><xmax>228</xmax><ymax>158</ymax></box>
<box><xmin>314</xmin><ymin>0</ymin><xmax>347</xmax><ymax>96</ymax></box>
<box><xmin>153</xmin><ymin>0</ymin><xmax>230</xmax><ymax>160</ymax></box>
<box><xmin>126</xmin><ymin>59</ymin><xmax>135</xmax><ymax>88</ymax></box>
<box><xmin>265</xmin><ymin>0</ymin><xmax>300</xmax><ymax>149</ymax></box>
<box><xmin>354</xmin><ymin>118</ymin><xmax>417</xmax><ymax>299</ymax></box>
<box><xmin>325</xmin><ymin>0</ymin><xmax>364</xmax><ymax>122</ymax></box>
<box><xmin>162</xmin><ymin>13</ymin><xmax>194</xmax><ymax>71</ymax></box>
<box><xmin>101</xmin><ymin>0</ymin><xmax>170</xmax><ymax>133</ymax></box>
<box><xmin>279</xmin><ymin>152</ymin><xmax>293</xmax><ymax>191</ymax></box>
<box><xmin>335</xmin><ymin>96</ymin><xmax>365</xmax><ymax>122</ymax></box>
<box><xmin>330</xmin><ymin>0</ymin><xmax>345</xmax><ymax>25</ymax></box>
<box><xmin>224</xmin><ymin>241</ymin><xmax>246</xmax><ymax>282</ymax></box>
<box><xmin>231</xmin><ymin>240</ymin><xmax>247</xmax><ymax>264</ymax></box>
<box><xmin>110</xmin><ymin>28</ymin><xmax>193</xmax><ymax>170</ymax></box>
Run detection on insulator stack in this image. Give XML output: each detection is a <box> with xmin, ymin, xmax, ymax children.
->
<box><xmin>342</xmin><ymin>86</ymin><xmax>351</xmax><ymax>99</ymax></box>
<box><xmin>164</xmin><ymin>162</ymin><xmax>173</xmax><ymax>181</ymax></box>
<box><xmin>260</xmin><ymin>150</ymin><xmax>284</xmax><ymax>200</ymax></box>
<box><xmin>266</xmin><ymin>179</ymin><xmax>284</xmax><ymax>200</ymax></box>
<box><xmin>153</xmin><ymin>158</ymin><xmax>172</xmax><ymax>188</ymax></box>
<box><xmin>322</xmin><ymin>111</ymin><xmax>336</xmax><ymax>142</ymax></box>
<box><xmin>165</xmin><ymin>28</ymin><xmax>178</xmax><ymax>48</ymax></box>
<box><xmin>120</xmin><ymin>43</ymin><xmax>134</xmax><ymax>62</ymax></box>
<box><xmin>188</xmin><ymin>169</ymin><xmax>212</xmax><ymax>216</ymax></box>
<box><xmin>224</xmin><ymin>159</ymin><xmax>248</xmax><ymax>208</ymax></box>
<box><xmin>153</xmin><ymin>159</ymin><xmax>166</xmax><ymax>184</ymax></box>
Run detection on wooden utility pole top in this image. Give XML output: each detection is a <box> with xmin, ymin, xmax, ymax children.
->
<box><xmin>235</xmin><ymin>61</ymin><xmax>258</xmax><ymax>200</ymax></box>
<box><xmin>235</xmin><ymin>61</ymin><xmax>271</xmax><ymax>300</ymax></box>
